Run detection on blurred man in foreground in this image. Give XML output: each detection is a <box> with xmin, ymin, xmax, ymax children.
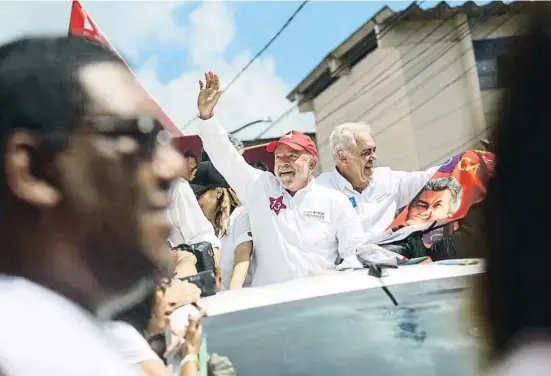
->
<box><xmin>195</xmin><ymin>72</ymin><xmax>365</xmax><ymax>286</ymax></box>
<box><xmin>0</xmin><ymin>36</ymin><xmax>183</xmax><ymax>375</ymax></box>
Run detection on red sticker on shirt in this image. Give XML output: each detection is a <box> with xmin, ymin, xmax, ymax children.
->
<box><xmin>269</xmin><ymin>196</ymin><xmax>287</xmax><ymax>215</ymax></box>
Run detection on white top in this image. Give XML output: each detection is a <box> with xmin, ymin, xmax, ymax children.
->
<box><xmin>198</xmin><ymin>117</ymin><xmax>366</xmax><ymax>287</ymax></box>
<box><xmin>103</xmin><ymin>321</ymin><xmax>160</xmax><ymax>365</ymax></box>
<box><xmin>316</xmin><ymin>167</ymin><xmax>438</xmax><ymax>240</ymax></box>
<box><xmin>167</xmin><ymin>178</ymin><xmax>221</xmax><ymax>249</ymax></box>
<box><xmin>0</xmin><ymin>276</ymin><xmax>141</xmax><ymax>376</ymax></box>
<box><xmin>219</xmin><ymin>206</ymin><xmax>253</xmax><ymax>290</ymax></box>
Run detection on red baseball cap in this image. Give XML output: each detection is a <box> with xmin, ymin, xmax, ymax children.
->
<box><xmin>266</xmin><ymin>130</ymin><xmax>318</xmax><ymax>159</ymax></box>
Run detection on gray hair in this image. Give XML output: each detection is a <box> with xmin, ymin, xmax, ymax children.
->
<box><xmin>228</xmin><ymin>134</ymin><xmax>245</xmax><ymax>155</ymax></box>
<box><xmin>412</xmin><ymin>176</ymin><xmax>464</xmax><ymax>214</ymax></box>
<box><xmin>329</xmin><ymin>122</ymin><xmax>373</xmax><ymax>162</ymax></box>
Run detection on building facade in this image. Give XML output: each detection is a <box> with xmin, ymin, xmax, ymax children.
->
<box><xmin>287</xmin><ymin>2</ymin><xmax>529</xmax><ymax>172</ymax></box>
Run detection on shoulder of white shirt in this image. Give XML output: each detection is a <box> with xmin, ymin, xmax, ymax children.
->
<box><xmin>0</xmin><ymin>276</ymin><xmax>140</xmax><ymax>375</ymax></box>
<box><xmin>103</xmin><ymin>321</ymin><xmax>161</xmax><ymax>365</ymax></box>
<box><xmin>312</xmin><ymin>179</ymin><xmax>356</xmax><ymax>205</ymax></box>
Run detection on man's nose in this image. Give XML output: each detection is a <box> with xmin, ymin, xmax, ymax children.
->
<box><xmin>423</xmin><ymin>208</ymin><xmax>435</xmax><ymax>219</ymax></box>
<box><xmin>152</xmin><ymin>144</ymin><xmax>184</xmax><ymax>185</ymax></box>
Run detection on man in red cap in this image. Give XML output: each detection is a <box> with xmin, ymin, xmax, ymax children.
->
<box><xmin>266</xmin><ymin>130</ymin><xmax>318</xmax><ymax>193</ymax></box>
<box><xmin>194</xmin><ymin>72</ymin><xmax>366</xmax><ymax>287</ymax></box>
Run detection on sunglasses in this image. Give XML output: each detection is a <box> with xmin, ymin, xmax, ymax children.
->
<box><xmin>83</xmin><ymin>115</ymin><xmax>172</xmax><ymax>160</ymax></box>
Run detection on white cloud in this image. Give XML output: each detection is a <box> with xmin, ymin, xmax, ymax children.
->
<box><xmin>0</xmin><ymin>0</ymin><xmax>315</xmax><ymax>140</ymax></box>
<box><xmin>134</xmin><ymin>1</ymin><xmax>315</xmax><ymax>139</ymax></box>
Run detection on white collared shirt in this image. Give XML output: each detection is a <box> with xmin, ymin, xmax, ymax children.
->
<box><xmin>167</xmin><ymin>178</ymin><xmax>221</xmax><ymax>249</ymax></box>
<box><xmin>317</xmin><ymin>167</ymin><xmax>438</xmax><ymax>240</ymax></box>
<box><xmin>0</xmin><ymin>276</ymin><xmax>141</xmax><ymax>376</ymax></box>
<box><xmin>219</xmin><ymin>206</ymin><xmax>253</xmax><ymax>290</ymax></box>
<box><xmin>198</xmin><ymin>117</ymin><xmax>366</xmax><ymax>287</ymax></box>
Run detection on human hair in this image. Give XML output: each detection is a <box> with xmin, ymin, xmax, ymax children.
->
<box><xmin>329</xmin><ymin>122</ymin><xmax>373</xmax><ymax>163</ymax></box>
<box><xmin>212</xmin><ymin>187</ymin><xmax>241</xmax><ymax>237</ymax></box>
<box><xmin>476</xmin><ymin>3</ymin><xmax>551</xmax><ymax>360</ymax></box>
<box><xmin>411</xmin><ymin>176</ymin><xmax>463</xmax><ymax>214</ymax></box>
<box><xmin>0</xmin><ymin>36</ymin><xmax>122</xmax><ymax>191</ymax></box>
<box><xmin>183</xmin><ymin>150</ymin><xmax>197</xmax><ymax>162</ymax></box>
<box><xmin>249</xmin><ymin>161</ymin><xmax>269</xmax><ymax>171</ymax></box>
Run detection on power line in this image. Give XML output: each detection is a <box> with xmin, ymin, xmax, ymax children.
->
<box><xmin>365</xmin><ymin>9</ymin><xmax>507</xmax><ymax>128</ymax></box>
<box><xmin>316</xmin><ymin>2</ymin><xmax>514</xmax><ymax>151</ymax></box>
<box><xmin>388</xmin><ymin>13</ymin><xmax>528</xmax><ymax>169</ymax></box>
<box><xmin>371</xmin><ymin>9</ymin><xmax>526</xmax><ymax>137</ymax></box>
<box><xmin>313</xmin><ymin>4</ymin><xmax>498</xmax><ymax>128</ymax></box>
<box><xmin>320</xmin><ymin>3</ymin><xmax>498</xmax><ymax>129</ymax></box>
<box><xmin>313</xmin><ymin>1</ymin><xmax>429</xmax><ymax>95</ymax></box>
<box><xmin>374</xmin><ymin>92</ymin><xmax>491</xmax><ymax>146</ymax></box>
<box><xmin>314</xmin><ymin>15</ymin><xmax>451</xmax><ymax>126</ymax></box>
<box><xmin>225</xmin><ymin>1</ymin><xmax>309</xmax><ymax>91</ymax></box>
<box><xmin>254</xmin><ymin>104</ymin><xmax>297</xmax><ymax>139</ymax></box>
<box><xmin>180</xmin><ymin>1</ymin><xmax>309</xmax><ymax>132</ymax></box>
<box><xmin>253</xmin><ymin>1</ymin><xmax>425</xmax><ymax>140</ymax></box>
<box><xmin>421</xmin><ymin>128</ymin><xmax>489</xmax><ymax>170</ymax></box>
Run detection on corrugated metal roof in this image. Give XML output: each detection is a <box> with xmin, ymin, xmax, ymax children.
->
<box><xmin>287</xmin><ymin>1</ymin><xmax>530</xmax><ymax>107</ymax></box>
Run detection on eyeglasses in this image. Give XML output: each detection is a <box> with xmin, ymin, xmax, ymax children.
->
<box><xmin>83</xmin><ymin>115</ymin><xmax>173</xmax><ymax>160</ymax></box>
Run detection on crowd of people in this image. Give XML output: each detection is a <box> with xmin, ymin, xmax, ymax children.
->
<box><xmin>170</xmin><ymin>71</ymin><xmax>481</xmax><ymax>292</ymax></box>
<box><xmin>3</xmin><ymin>4</ymin><xmax>551</xmax><ymax>376</ymax></box>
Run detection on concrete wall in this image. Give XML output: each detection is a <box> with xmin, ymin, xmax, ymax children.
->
<box><xmin>312</xmin><ymin>13</ymin><xmax>525</xmax><ymax>172</ymax></box>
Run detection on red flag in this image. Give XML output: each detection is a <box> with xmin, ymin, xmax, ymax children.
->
<box><xmin>68</xmin><ymin>0</ymin><xmax>183</xmax><ymax>137</ymax></box>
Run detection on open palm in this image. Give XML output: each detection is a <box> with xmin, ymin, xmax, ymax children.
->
<box><xmin>198</xmin><ymin>71</ymin><xmax>222</xmax><ymax>120</ymax></box>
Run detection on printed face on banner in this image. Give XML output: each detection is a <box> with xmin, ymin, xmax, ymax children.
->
<box><xmin>405</xmin><ymin>188</ymin><xmax>455</xmax><ymax>225</ymax></box>
<box><xmin>386</xmin><ymin>150</ymin><xmax>495</xmax><ymax>248</ymax></box>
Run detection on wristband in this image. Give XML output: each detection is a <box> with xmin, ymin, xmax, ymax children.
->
<box><xmin>181</xmin><ymin>353</ymin><xmax>199</xmax><ymax>367</ymax></box>
<box><xmin>197</xmin><ymin>112</ymin><xmax>213</xmax><ymax>121</ymax></box>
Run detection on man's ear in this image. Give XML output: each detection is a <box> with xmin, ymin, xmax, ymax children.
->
<box><xmin>3</xmin><ymin>132</ymin><xmax>60</xmax><ymax>207</ymax></box>
<box><xmin>309</xmin><ymin>158</ymin><xmax>317</xmax><ymax>172</ymax></box>
<box><xmin>337</xmin><ymin>151</ymin><xmax>347</xmax><ymax>164</ymax></box>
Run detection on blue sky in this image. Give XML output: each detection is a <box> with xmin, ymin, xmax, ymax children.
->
<box><xmin>112</xmin><ymin>0</ymin><xmax>492</xmax><ymax>139</ymax></box>
<box><xmin>143</xmin><ymin>1</ymin><xmax>492</xmax><ymax>91</ymax></box>
<box><xmin>146</xmin><ymin>1</ymin><xmax>412</xmax><ymax>88</ymax></box>
<box><xmin>0</xmin><ymin>1</ymin><xmax>493</xmax><ymax>139</ymax></box>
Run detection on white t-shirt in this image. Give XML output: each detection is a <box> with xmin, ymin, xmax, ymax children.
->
<box><xmin>198</xmin><ymin>117</ymin><xmax>366</xmax><ymax>287</ymax></box>
<box><xmin>103</xmin><ymin>321</ymin><xmax>160</xmax><ymax>365</ymax></box>
<box><xmin>219</xmin><ymin>206</ymin><xmax>253</xmax><ymax>290</ymax></box>
<box><xmin>0</xmin><ymin>276</ymin><xmax>141</xmax><ymax>376</ymax></box>
<box><xmin>167</xmin><ymin>178</ymin><xmax>221</xmax><ymax>249</ymax></box>
<box><xmin>316</xmin><ymin>167</ymin><xmax>438</xmax><ymax>240</ymax></box>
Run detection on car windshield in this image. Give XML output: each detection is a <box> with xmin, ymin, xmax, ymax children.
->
<box><xmin>202</xmin><ymin>274</ymin><xmax>486</xmax><ymax>376</ymax></box>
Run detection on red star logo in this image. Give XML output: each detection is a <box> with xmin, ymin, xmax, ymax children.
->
<box><xmin>269</xmin><ymin>196</ymin><xmax>287</xmax><ymax>215</ymax></box>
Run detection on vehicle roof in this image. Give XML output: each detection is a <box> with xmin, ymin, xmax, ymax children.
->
<box><xmin>199</xmin><ymin>260</ymin><xmax>484</xmax><ymax>317</ymax></box>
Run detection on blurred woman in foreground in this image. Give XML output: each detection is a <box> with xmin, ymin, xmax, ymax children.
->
<box><xmin>477</xmin><ymin>3</ymin><xmax>551</xmax><ymax>374</ymax></box>
<box><xmin>190</xmin><ymin>161</ymin><xmax>253</xmax><ymax>290</ymax></box>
